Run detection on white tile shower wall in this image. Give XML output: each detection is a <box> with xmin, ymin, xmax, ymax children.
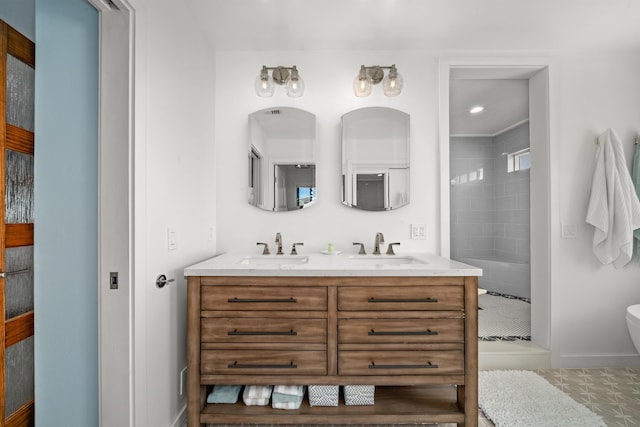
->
<box><xmin>450</xmin><ymin>136</ymin><xmax>494</xmax><ymax>260</ymax></box>
<box><xmin>492</xmin><ymin>123</ymin><xmax>530</xmax><ymax>263</ymax></box>
<box><xmin>450</xmin><ymin>122</ymin><xmax>530</xmax><ymax>265</ymax></box>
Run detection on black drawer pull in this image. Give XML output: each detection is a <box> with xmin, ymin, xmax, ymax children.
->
<box><xmin>369</xmin><ymin>361</ymin><xmax>438</xmax><ymax>369</ymax></box>
<box><xmin>228</xmin><ymin>361</ymin><xmax>297</xmax><ymax>369</ymax></box>
<box><xmin>368</xmin><ymin>297</ymin><xmax>438</xmax><ymax>303</ymax></box>
<box><xmin>369</xmin><ymin>329</ymin><xmax>438</xmax><ymax>336</ymax></box>
<box><xmin>228</xmin><ymin>329</ymin><xmax>297</xmax><ymax>336</ymax></box>
<box><xmin>228</xmin><ymin>297</ymin><xmax>297</xmax><ymax>303</ymax></box>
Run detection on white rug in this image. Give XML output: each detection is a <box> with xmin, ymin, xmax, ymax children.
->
<box><xmin>479</xmin><ymin>370</ymin><xmax>606</xmax><ymax>427</ymax></box>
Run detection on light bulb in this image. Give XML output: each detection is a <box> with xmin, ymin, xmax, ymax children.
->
<box><xmin>382</xmin><ymin>65</ymin><xmax>403</xmax><ymax>97</ymax></box>
<box><xmin>353</xmin><ymin>66</ymin><xmax>373</xmax><ymax>97</ymax></box>
<box><xmin>255</xmin><ymin>66</ymin><xmax>274</xmax><ymax>97</ymax></box>
<box><xmin>286</xmin><ymin>66</ymin><xmax>304</xmax><ymax>97</ymax></box>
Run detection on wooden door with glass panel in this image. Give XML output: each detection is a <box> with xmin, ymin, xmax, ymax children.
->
<box><xmin>0</xmin><ymin>20</ymin><xmax>35</xmax><ymax>427</ymax></box>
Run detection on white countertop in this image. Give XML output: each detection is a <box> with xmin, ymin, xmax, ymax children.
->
<box><xmin>184</xmin><ymin>252</ymin><xmax>482</xmax><ymax>277</ymax></box>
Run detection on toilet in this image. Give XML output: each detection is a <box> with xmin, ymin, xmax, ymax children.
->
<box><xmin>626</xmin><ymin>305</ymin><xmax>640</xmax><ymax>352</ymax></box>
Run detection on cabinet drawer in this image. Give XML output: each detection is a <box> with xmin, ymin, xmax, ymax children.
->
<box><xmin>338</xmin><ymin>286</ymin><xmax>463</xmax><ymax>311</ymax></box>
<box><xmin>202</xmin><ymin>317</ymin><xmax>327</xmax><ymax>343</ymax></box>
<box><xmin>202</xmin><ymin>350</ymin><xmax>327</xmax><ymax>375</ymax></box>
<box><xmin>338</xmin><ymin>318</ymin><xmax>463</xmax><ymax>344</ymax></box>
<box><xmin>202</xmin><ymin>286</ymin><xmax>327</xmax><ymax>311</ymax></box>
<box><xmin>339</xmin><ymin>350</ymin><xmax>463</xmax><ymax>376</ymax></box>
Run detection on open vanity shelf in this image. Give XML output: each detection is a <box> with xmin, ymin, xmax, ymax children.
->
<box><xmin>199</xmin><ymin>385</ymin><xmax>465</xmax><ymax>425</ymax></box>
<box><xmin>186</xmin><ymin>274</ymin><xmax>478</xmax><ymax>427</ymax></box>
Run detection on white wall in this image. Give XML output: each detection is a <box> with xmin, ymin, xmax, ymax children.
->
<box><xmin>214</xmin><ymin>49</ymin><xmax>640</xmax><ymax>368</ymax></box>
<box><xmin>551</xmin><ymin>52</ymin><xmax>640</xmax><ymax>367</ymax></box>
<box><xmin>216</xmin><ymin>51</ymin><xmax>440</xmax><ymax>255</ymax></box>
<box><xmin>131</xmin><ymin>0</ymin><xmax>217</xmax><ymax>425</ymax></box>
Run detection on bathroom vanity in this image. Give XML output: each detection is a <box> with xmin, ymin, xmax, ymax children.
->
<box><xmin>184</xmin><ymin>253</ymin><xmax>481</xmax><ymax>427</ymax></box>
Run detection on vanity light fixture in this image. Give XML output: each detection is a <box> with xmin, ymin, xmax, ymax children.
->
<box><xmin>353</xmin><ymin>64</ymin><xmax>403</xmax><ymax>97</ymax></box>
<box><xmin>255</xmin><ymin>65</ymin><xmax>304</xmax><ymax>98</ymax></box>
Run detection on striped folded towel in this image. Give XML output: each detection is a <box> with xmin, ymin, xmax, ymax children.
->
<box><xmin>207</xmin><ymin>385</ymin><xmax>242</xmax><ymax>404</ymax></box>
<box><xmin>272</xmin><ymin>385</ymin><xmax>306</xmax><ymax>410</ymax></box>
<box><xmin>242</xmin><ymin>385</ymin><xmax>273</xmax><ymax>406</ymax></box>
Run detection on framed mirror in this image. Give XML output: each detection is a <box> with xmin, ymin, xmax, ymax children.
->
<box><xmin>248</xmin><ymin>107</ymin><xmax>316</xmax><ymax>211</ymax></box>
<box><xmin>341</xmin><ymin>107</ymin><xmax>410</xmax><ymax>211</ymax></box>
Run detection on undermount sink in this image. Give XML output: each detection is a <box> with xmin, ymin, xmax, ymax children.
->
<box><xmin>240</xmin><ymin>255</ymin><xmax>310</xmax><ymax>266</ymax></box>
<box><xmin>347</xmin><ymin>255</ymin><xmax>427</xmax><ymax>265</ymax></box>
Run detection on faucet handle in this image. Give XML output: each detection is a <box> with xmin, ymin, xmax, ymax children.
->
<box><xmin>257</xmin><ymin>242</ymin><xmax>270</xmax><ymax>255</ymax></box>
<box><xmin>353</xmin><ymin>242</ymin><xmax>366</xmax><ymax>255</ymax></box>
<box><xmin>386</xmin><ymin>242</ymin><xmax>400</xmax><ymax>255</ymax></box>
<box><xmin>291</xmin><ymin>242</ymin><xmax>304</xmax><ymax>255</ymax></box>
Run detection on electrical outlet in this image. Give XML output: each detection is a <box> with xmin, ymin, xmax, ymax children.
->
<box><xmin>410</xmin><ymin>223</ymin><xmax>426</xmax><ymax>239</ymax></box>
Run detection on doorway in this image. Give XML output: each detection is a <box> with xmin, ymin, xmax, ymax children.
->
<box><xmin>449</xmin><ymin>77</ymin><xmax>531</xmax><ymax>339</ymax></box>
<box><xmin>439</xmin><ymin>61</ymin><xmax>552</xmax><ymax>364</ymax></box>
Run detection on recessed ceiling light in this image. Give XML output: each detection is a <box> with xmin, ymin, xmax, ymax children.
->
<box><xmin>469</xmin><ymin>105</ymin><xmax>484</xmax><ymax>114</ymax></box>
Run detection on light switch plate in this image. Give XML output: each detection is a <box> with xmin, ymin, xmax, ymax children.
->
<box><xmin>167</xmin><ymin>227</ymin><xmax>178</xmax><ymax>250</ymax></box>
<box><xmin>561</xmin><ymin>224</ymin><xmax>577</xmax><ymax>239</ymax></box>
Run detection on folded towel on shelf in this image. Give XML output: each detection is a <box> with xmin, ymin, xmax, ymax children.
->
<box><xmin>206</xmin><ymin>385</ymin><xmax>242</xmax><ymax>404</ymax></box>
<box><xmin>586</xmin><ymin>129</ymin><xmax>640</xmax><ymax>268</ymax></box>
<box><xmin>272</xmin><ymin>385</ymin><xmax>305</xmax><ymax>400</ymax></box>
<box><xmin>242</xmin><ymin>385</ymin><xmax>273</xmax><ymax>406</ymax></box>
<box><xmin>272</xmin><ymin>385</ymin><xmax>306</xmax><ymax>409</ymax></box>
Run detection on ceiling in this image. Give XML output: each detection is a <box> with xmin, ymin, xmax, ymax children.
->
<box><xmin>186</xmin><ymin>0</ymin><xmax>640</xmax><ymax>135</ymax></box>
<box><xmin>450</xmin><ymin>79</ymin><xmax>528</xmax><ymax>136</ymax></box>
<box><xmin>188</xmin><ymin>0</ymin><xmax>640</xmax><ymax>52</ymax></box>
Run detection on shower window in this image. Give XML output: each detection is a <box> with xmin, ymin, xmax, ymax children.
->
<box><xmin>507</xmin><ymin>148</ymin><xmax>531</xmax><ymax>172</ymax></box>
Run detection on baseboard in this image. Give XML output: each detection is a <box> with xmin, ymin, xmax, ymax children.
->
<box><xmin>479</xmin><ymin>341</ymin><xmax>551</xmax><ymax>370</ymax></box>
<box><xmin>554</xmin><ymin>353</ymin><xmax>640</xmax><ymax>368</ymax></box>
<box><xmin>169</xmin><ymin>404</ymin><xmax>187</xmax><ymax>427</ymax></box>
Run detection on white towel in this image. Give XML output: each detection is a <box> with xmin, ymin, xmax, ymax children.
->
<box><xmin>586</xmin><ymin>129</ymin><xmax>640</xmax><ymax>268</ymax></box>
<box><xmin>242</xmin><ymin>385</ymin><xmax>273</xmax><ymax>406</ymax></box>
<box><xmin>272</xmin><ymin>385</ymin><xmax>305</xmax><ymax>410</ymax></box>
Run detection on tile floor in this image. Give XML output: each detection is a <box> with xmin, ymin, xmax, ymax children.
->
<box><xmin>478</xmin><ymin>292</ymin><xmax>530</xmax><ymax>341</ymax></box>
<box><xmin>474</xmin><ymin>367</ymin><xmax>640</xmax><ymax>427</ymax></box>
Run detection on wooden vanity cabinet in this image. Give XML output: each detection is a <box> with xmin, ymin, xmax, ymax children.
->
<box><xmin>187</xmin><ymin>275</ymin><xmax>478</xmax><ymax>427</ymax></box>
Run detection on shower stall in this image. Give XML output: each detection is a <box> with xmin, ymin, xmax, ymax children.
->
<box><xmin>450</xmin><ymin>122</ymin><xmax>531</xmax><ymax>298</ymax></box>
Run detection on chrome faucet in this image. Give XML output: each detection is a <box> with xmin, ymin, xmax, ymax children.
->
<box><xmin>291</xmin><ymin>242</ymin><xmax>304</xmax><ymax>255</ymax></box>
<box><xmin>257</xmin><ymin>242</ymin><xmax>270</xmax><ymax>255</ymax></box>
<box><xmin>373</xmin><ymin>232</ymin><xmax>385</xmax><ymax>255</ymax></box>
<box><xmin>353</xmin><ymin>242</ymin><xmax>366</xmax><ymax>255</ymax></box>
<box><xmin>386</xmin><ymin>242</ymin><xmax>400</xmax><ymax>255</ymax></box>
<box><xmin>275</xmin><ymin>232</ymin><xmax>284</xmax><ymax>255</ymax></box>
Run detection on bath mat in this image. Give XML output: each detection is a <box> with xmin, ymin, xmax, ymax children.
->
<box><xmin>479</xmin><ymin>370</ymin><xmax>606</xmax><ymax>427</ymax></box>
